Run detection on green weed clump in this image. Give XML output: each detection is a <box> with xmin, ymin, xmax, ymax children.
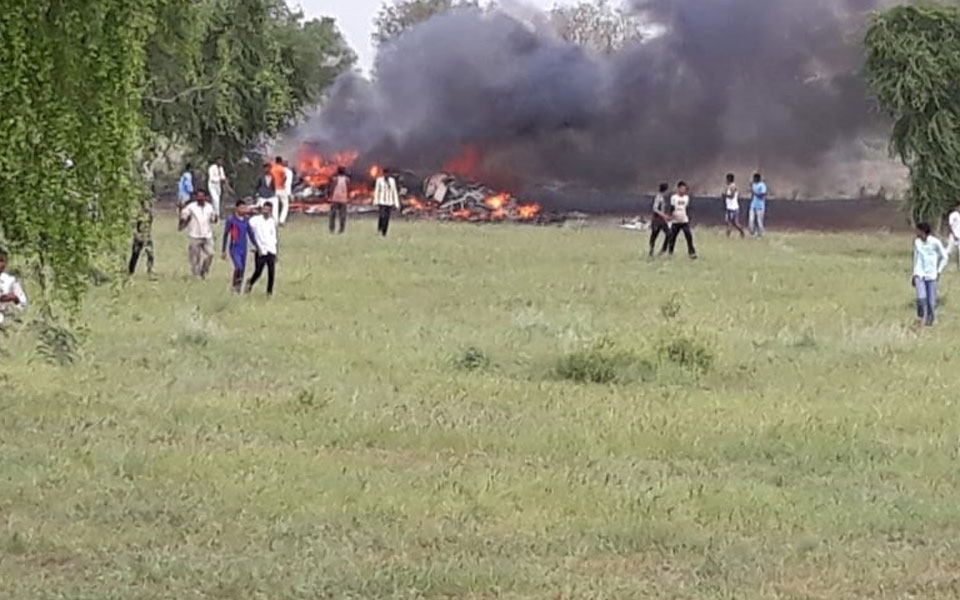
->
<box><xmin>453</xmin><ymin>346</ymin><xmax>492</xmax><ymax>372</ymax></box>
<box><xmin>555</xmin><ymin>339</ymin><xmax>652</xmax><ymax>384</ymax></box>
<box><xmin>657</xmin><ymin>333</ymin><xmax>714</xmax><ymax>374</ymax></box>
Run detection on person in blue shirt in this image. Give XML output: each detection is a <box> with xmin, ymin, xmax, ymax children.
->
<box><xmin>221</xmin><ymin>199</ymin><xmax>251</xmax><ymax>293</ymax></box>
<box><xmin>749</xmin><ymin>172</ymin><xmax>768</xmax><ymax>237</ymax></box>
<box><xmin>178</xmin><ymin>164</ymin><xmax>194</xmax><ymax>208</ymax></box>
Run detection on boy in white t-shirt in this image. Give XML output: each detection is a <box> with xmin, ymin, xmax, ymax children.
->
<box><xmin>667</xmin><ymin>181</ymin><xmax>698</xmax><ymax>259</ymax></box>
<box><xmin>723</xmin><ymin>173</ymin><xmax>745</xmax><ymax>238</ymax></box>
<box><xmin>0</xmin><ymin>249</ymin><xmax>28</xmax><ymax>327</ymax></box>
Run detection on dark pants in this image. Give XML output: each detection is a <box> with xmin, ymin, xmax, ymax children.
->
<box><xmin>649</xmin><ymin>219</ymin><xmax>670</xmax><ymax>255</ymax></box>
<box><xmin>377</xmin><ymin>205</ymin><xmax>393</xmax><ymax>236</ymax></box>
<box><xmin>329</xmin><ymin>203</ymin><xmax>347</xmax><ymax>234</ymax></box>
<box><xmin>668</xmin><ymin>223</ymin><xmax>696</xmax><ymax>256</ymax></box>
<box><xmin>128</xmin><ymin>239</ymin><xmax>154</xmax><ymax>275</ymax></box>
<box><xmin>229</xmin><ymin>247</ymin><xmax>247</xmax><ymax>292</ymax></box>
<box><xmin>247</xmin><ymin>253</ymin><xmax>276</xmax><ymax>295</ymax></box>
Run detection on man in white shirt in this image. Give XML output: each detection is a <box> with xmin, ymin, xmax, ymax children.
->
<box><xmin>946</xmin><ymin>202</ymin><xmax>960</xmax><ymax>271</ymax></box>
<box><xmin>667</xmin><ymin>181</ymin><xmax>698</xmax><ymax>259</ymax></box>
<box><xmin>178</xmin><ymin>190</ymin><xmax>219</xmax><ymax>279</ymax></box>
<box><xmin>278</xmin><ymin>159</ymin><xmax>294</xmax><ymax>226</ymax></box>
<box><xmin>0</xmin><ymin>249</ymin><xmax>28</xmax><ymax>327</ymax></box>
<box><xmin>207</xmin><ymin>158</ymin><xmax>228</xmax><ymax>217</ymax></box>
<box><xmin>373</xmin><ymin>168</ymin><xmax>401</xmax><ymax>236</ymax></box>
<box><xmin>913</xmin><ymin>222</ymin><xmax>948</xmax><ymax>326</ymax></box>
<box><xmin>246</xmin><ymin>202</ymin><xmax>278</xmax><ymax>295</ymax></box>
<box><xmin>723</xmin><ymin>173</ymin><xmax>745</xmax><ymax>238</ymax></box>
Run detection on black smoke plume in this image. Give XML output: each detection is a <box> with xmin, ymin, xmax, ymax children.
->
<box><xmin>293</xmin><ymin>0</ymin><xmax>894</xmax><ymax>196</ymax></box>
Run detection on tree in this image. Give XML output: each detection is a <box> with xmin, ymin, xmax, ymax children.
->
<box><xmin>865</xmin><ymin>4</ymin><xmax>960</xmax><ymax>223</ymax></box>
<box><xmin>0</xmin><ymin>1</ymin><xmax>151</xmax><ymax>324</ymax></box>
<box><xmin>145</xmin><ymin>0</ymin><xmax>355</xmax><ymax>169</ymax></box>
<box><xmin>550</xmin><ymin>0</ymin><xmax>644</xmax><ymax>55</ymax></box>
<box><xmin>373</xmin><ymin>0</ymin><xmax>480</xmax><ymax>47</ymax></box>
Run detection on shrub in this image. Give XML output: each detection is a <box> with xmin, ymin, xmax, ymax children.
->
<box><xmin>658</xmin><ymin>334</ymin><xmax>714</xmax><ymax>374</ymax></box>
<box><xmin>453</xmin><ymin>346</ymin><xmax>492</xmax><ymax>372</ymax></box>
<box><xmin>556</xmin><ymin>340</ymin><xmax>652</xmax><ymax>384</ymax></box>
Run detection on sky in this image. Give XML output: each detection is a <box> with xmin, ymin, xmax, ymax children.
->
<box><xmin>294</xmin><ymin>0</ymin><xmax>562</xmax><ymax>73</ymax></box>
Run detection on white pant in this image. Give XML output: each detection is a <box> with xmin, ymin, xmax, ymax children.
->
<box><xmin>209</xmin><ymin>183</ymin><xmax>222</xmax><ymax>216</ymax></box>
<box><xmin>277</xmin><ymin>191</ymin><xmax>291</xmax><ymax>225</ymax></box>
<box><xmin>948</xmin><ymin>235</ymin><xmax>960</xmax><ymax>270</ymax></box>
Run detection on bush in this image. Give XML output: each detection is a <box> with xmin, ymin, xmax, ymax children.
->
<box><xmin>556</xmin><ymin>340</ymin><xmax>652</xmax><ymax>384</ymax></box>
<box><xmin>658</xmin><ymin>334</ymin><xmax>714</xmax><ymax>374</ymax></box>
<box><xmin>453</xmin><ymin>346</ymin><xmax>492</xmax><ymax>372</ymax></box>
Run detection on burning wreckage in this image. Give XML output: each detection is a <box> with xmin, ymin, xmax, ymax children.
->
<box><xmin>290</xmin><ymin>148</ymin><xmax>549</xmax><ymax>224</ymax></box>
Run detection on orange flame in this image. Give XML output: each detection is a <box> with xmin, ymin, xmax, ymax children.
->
<box><xmin>443</xmin><ymin>145</ymin><xmax>482</xmax><ymax>176</ymax></box>
<box><xmin>369</xmin><ymin>165</ymin><xmax>382</xmax><ymax>179</ymax></box>
<box><xmin>298</xmin><ymin>147</ymin><xmax>359</xmax><ymax>188</ymax></box>
<box><xmin>516</xmin><ymin>204</ymin><xmax>542</xmax><ymax>220</ymax></box>
<box><xmin>483</xmin><ymin>193</ymin><xmax>510</xmax><ymax>210</ymax></box>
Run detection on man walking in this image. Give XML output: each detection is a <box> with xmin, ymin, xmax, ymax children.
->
<box><xmin>649</xmin><ymin>182</ymin><xmax>671</xmax><ymax>257</ymax></box>
<box><xmin>270</xmin><ymin>156</ymin><xmax>289</xmax><ymax>225</ymax></box>
<box><xmin>207</xmin><ymin>158</ymin><xmax>228</xmax><ymax>217</ymax></box>
<box><xmin>128</xmin><ymin>197</ymin><xmax>155</xmax><ymax>277</ymax></box>
<box><xmin>749</xmin><ymin>172</ymin><xmax>768</xmax><ymax>237</ymax></box>
<box><xmin>222</xmin><ymin>199</ymin><xmax>251</xmax><ymax>293</ymax></box>
<box><xmin>374</xmin><ymin>167</ymin><xmax>401</xmax><ymax>236</ymax></box>
<box><xmin>912</xmin><ymin>222</ymin><xmax>948</xmax><ymax>326</ymax></box>
<box><xmin>246</xmin><ymin>202</ymin><xmax>278</xmax><ymax>295</ymax></box>
<box><xmin>279</xmin><ymin>158</ymin><xmax>294</xmax><ymax>226</ymax></box>
<box><xmin>723</xmin><ymin>173</ymin><xmax>745</xmax><ymax>238</ymax></box>
<box><xmin>667</xmin><ymin>181</ymin><xmax>697</xmax><ymax>259</ymax></box>
<box><xmin>328</xmin><ymin>166</ymin><xmax>350</xmax><ymax>234</ymax></box>
<box><xmin>179</xmin><ymin>189</ymin><xmax>218</xmax><ymax>279</ymax></box>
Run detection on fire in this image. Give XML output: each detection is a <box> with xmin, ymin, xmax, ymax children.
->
<box><xmin>483</xmin><ymin>193</ymin><xmax>510</xmax><ymax>210</ymax></box>
<box><xmin>298</xmin><ymin>147</ymin><xmax>359</xmax><ymax>188</ymax></box>
<box><xmin>369</xmin><ymin>165</ymin><xmax>382</xmax><ymax>179</ymax></box>
<box><xmin>443</xmin><ymin>145</ymin><xmax>482</xmax><ymax>177</ymax></box>
<box><xmin>516</xmin><ymin>204</ymin><xmax>541</xmax><ymax>220</ymax></box>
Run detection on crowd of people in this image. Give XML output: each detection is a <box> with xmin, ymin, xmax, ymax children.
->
<box><xmin>2</xmin><ymin>164</ymin><xmax>960</xmax><ymax>329</ymax></box>
<box><xmin>127</xmin><ymin>156</ymin><xmax>404</xmax><ymax>297</ymax></box>
<box><xmin>647</xmin><ymin>172</ymin><xmax>769</xmax><ymax>260</ymax></box>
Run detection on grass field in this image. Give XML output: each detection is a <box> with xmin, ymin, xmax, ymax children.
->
<box><xmin>3</xmin><ymin>216</ymin><xmax>960</xmax><ymax>599</ymax></box>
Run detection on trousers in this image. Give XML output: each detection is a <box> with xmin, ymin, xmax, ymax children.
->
<box><xmin>749</xmin><ymin>206</ymin><xmax>766</xmax><ymax>237</ymax></box>
<box><xmin>188</xmin><ymin>238</ymin><xmax>214</xmax><ymax>278</ymax></box>
<box><xmin>668</xmin><ymin>222</ymin><xmax>696</xmax><ymax>256</ymax></box>
<box><xmin>229</xmin><ymin>247</ymin><xmax>247</xmax><ymax>292</ymax></box>
<box><xmin>377</xmin><ymin>205</ymin><xmax>394</xmax><ymax>236</ymax></box>
<box><xmin>248</xmin><ymin>253</ymin><xmax>276</xmax><ymax>295</ymax></box>
<box><xmin>649</xmin><ymin>219</ymin><xmax>670</xmax><ymax>255</ymax></box>
<box><xmin>277</xmin><ymin>191</ymin><xmax>290</xmax><ymax>225</ymax></box>
<box><xmin>129</xmin><ymin>239</ymin><xmax>154</xmax><ymax>275</ymax></box>
<box><xmin>329</xmin><ymin>203</ymin><xmax>347</xmax><ymax>233</ymax></box>
<box><xmin>915</xmin><ymin>277</ymin><xmax>938</xmax><ymax>326</ymax></box>
<box><xmin>209</xmin><ymin>183</ymin><xmax>222</xmax><ymax>217</ymax></box>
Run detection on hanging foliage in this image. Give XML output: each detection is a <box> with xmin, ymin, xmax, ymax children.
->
<box><xmin>0</xmin><ymin>0</ymin><xmax>153</xmax><ymax>316</ymax></box>
<box><xmin>865</xmin><ymin>3</ymin><xmax>960</xmax><ymax>223</ymax></box>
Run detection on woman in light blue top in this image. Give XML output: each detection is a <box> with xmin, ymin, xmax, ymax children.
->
<box><xmin>913</xmin><ymin>222</ymin><xmax>948</xmax><ymax>326</ymax></box>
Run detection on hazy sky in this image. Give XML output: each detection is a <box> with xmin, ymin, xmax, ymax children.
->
<box><xmin>294</xmin><ymin>0</ymin><xmax>563</xmax><ymax>73</ymax></box>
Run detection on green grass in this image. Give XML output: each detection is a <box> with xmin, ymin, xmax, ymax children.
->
<box><xmin>3</xmin><ymin>217</ymin><xmax>960</xmax><ymax>598</ymax></box>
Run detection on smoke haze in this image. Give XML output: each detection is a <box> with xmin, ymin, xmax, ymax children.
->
<box><xmin>289</xmin><ymin>0</ymin><xmax>905</xmax><ymax>198</ymax></box>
